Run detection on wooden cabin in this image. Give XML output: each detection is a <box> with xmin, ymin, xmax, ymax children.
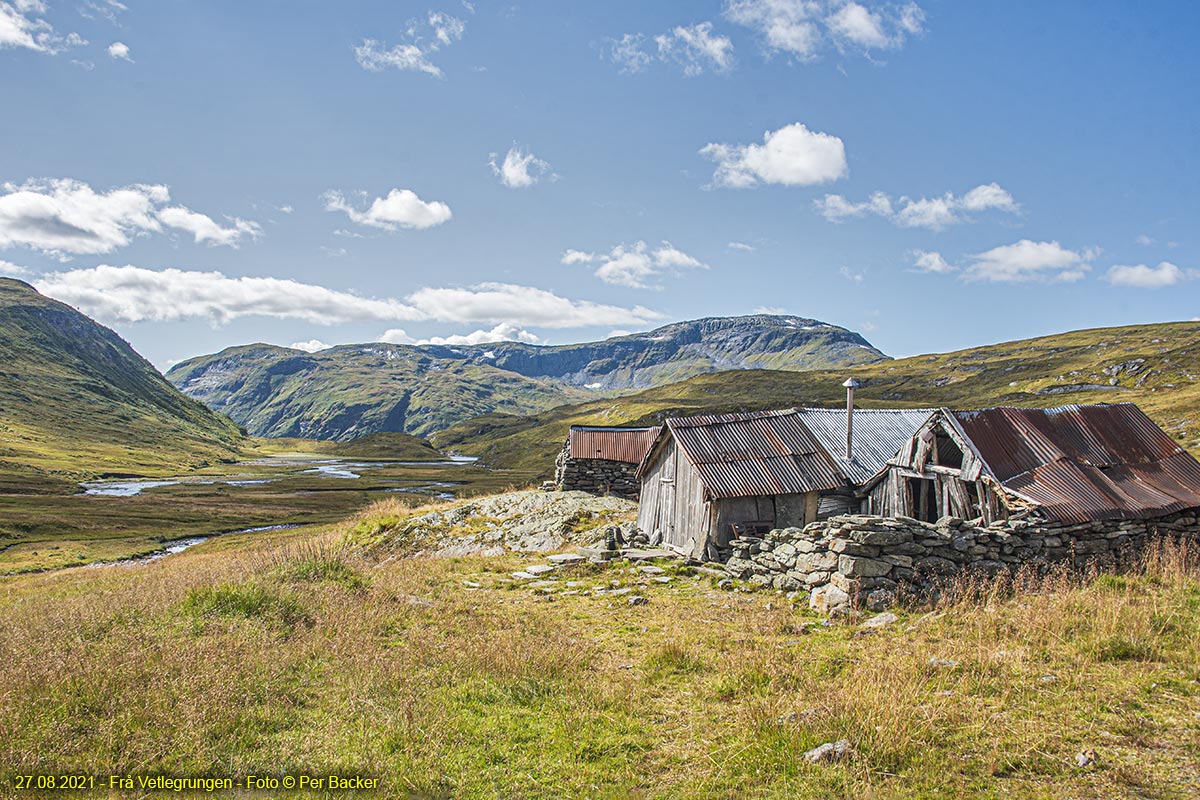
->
<box><xmin>635</xmin><ymin>408</ymin><xmax>933</xmax><ymax>559</ymax></box>
<box><xmin>863</xmin><ymin>403</ymin><xmax>1200</xmax><ymax>524</ymax></box>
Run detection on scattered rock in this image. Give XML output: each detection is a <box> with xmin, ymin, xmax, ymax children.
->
<box><xmin>717</xmin><ymin>578</ymin><xmax>733</xmax><ymax>591</ymax></box>
<box><xmin>638</xmin><ymin>564</ymin><xmax>666</xmax><ymax>575</ymax></box>
<box><xmin>525</xmin><ymin>564</ymin><xmax>555</xmax><ymax>575</ymax></box>
<box><xmin>510</xmin><ymin>571</ymin><xmax>535</xmax><ymax>580</ymax></box>
<box><xmin>546</xmin><ymin>553</ymin><xmax>585</xmax><ymax>564</ymax></box>
<box><xmin>928</xmin><ymin>657</ymin><xmax>960</xmax><ymax>669</ymax></box>
<box><xmin>861</xmin><ymin>612</ymin><xmax>898</xmax><ymax>629</ymax></box>
<box><xmin>627</xmin><ymin>595</ymin><xmax>649</xmax><ymax>606</ymax></box>
<box><xmin>1038</xmin><ymin>674</ymin><xmax>1059</xmax><ymax>684</ymax></box>
<box><xmin>1075</xmin><ymin>749</ymin><xmax>1096</xmax><ymax>767</ymax></box>
<box><xmin>461</xmin><ymin>580</ymin><xmax>482</xmax><ymax>588</ymax></box>
<box><xmin>803</xmin><ymin>740</ymin><xmax>852</xmax><ymax>765</ymax></box>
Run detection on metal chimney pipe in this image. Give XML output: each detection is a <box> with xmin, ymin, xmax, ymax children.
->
<box><xmin>842</xmin><ymin>378</ymin><xmax>860</xmax><ymax>460</ymax></box>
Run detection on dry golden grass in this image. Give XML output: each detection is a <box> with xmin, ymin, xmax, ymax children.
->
<box><xmin>1</xmin><ymin>525</ymin><xmax>1198</xmax><ymax>799</ymax></box>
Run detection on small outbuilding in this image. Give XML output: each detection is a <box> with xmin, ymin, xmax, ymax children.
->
<box><xmin>554</xmin><ymin>425</ymin><xmax>661</xmax><ymax>500</ymax></box>
<box><xmin>863</xmin><ymin>403</ymin><xmax>1200</xmax><ymax>524</ymax></box>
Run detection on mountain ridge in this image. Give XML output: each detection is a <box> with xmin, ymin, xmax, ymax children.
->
<box><xmin>167</xmin><ymin>314</ymin><xmax>887</xmax><ymax>440</ymax></box>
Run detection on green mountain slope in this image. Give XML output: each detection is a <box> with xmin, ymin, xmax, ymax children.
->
<box><xmin>0</xmin><ymin>279</ymin><xmax>244</xmax><ymax>489</ymax></box>
<box><xmin>167</xmin><ymin>315</ymin><xmax>886</xmax><ymax>441</ymax></box>
<box><xmin>432</xmin><ymin>320</ymin><xmax>1200</xmax><ymax>476</ymax></box>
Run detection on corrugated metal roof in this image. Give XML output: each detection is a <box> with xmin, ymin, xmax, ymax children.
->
<box><xmin>953</xmin><ymin>403</ymin><xmax>1200</xmax><ymax>523</ymax></box>
<box><xmin>666</xmin><ymin>410</ymin><xmax>844</xmax><ymax>500</ymax></box>
<box><xmin>796</xmin><ymin>408</ymin><xmax>936</xmax><ymax>485</ymax></box>
<box><xmin>569</xmin><ymin>426</ymin><xmax>661</xmax><ymax>464</ymax></box>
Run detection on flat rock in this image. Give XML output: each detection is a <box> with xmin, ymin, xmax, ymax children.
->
<box><xmin>525</xmin><ymin>564</ymin><xmax>555</xmax><ymax>575</ymax></box>
<box><xmin>638</xmin><ymin>565</ymin><xmax>667</xmax><ymax>574</ymax></box>
<box><xmin>623</xmin><ymin>548</ymin><xmax>675</xmax><ymax>561</ymax></box>
<box><xmin>510</xmin><ymin>571</ymin><xmax>536</xmax><ymax>580</ymax></box>
<box><xmin>546</xmin><ymin>553</ymin><xmax>585</xmax><ymax>564</ymax></box>
<box><xmin>803</xmin><ymin>740</ymin><xmax>852</xmax><ymax>764</ymax></box>
<box><xmin>861</xmin><ymin>612</ymin><xmax>899</xmax><ymax>629</ymax></box>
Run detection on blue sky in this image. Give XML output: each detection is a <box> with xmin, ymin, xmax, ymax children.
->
<box><xmin>1</xmin><ymin>0</ymin><xmax>1197</xmax><ymax>369</ymax></box>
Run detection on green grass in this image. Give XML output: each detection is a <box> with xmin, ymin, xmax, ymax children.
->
<box><xmin>1</xmin><ymin>525</ymin><xmax>1198</xmax><ymax>798</ymax></box>
<box><xmin>433</xmin><ymin>319</ymin><xmax>1200</xmax><ymax>476</ymax></box>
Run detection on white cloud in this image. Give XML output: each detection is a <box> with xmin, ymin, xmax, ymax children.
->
<box><xmin>376</xmin><ymin>328</ymin><xmax>414</xmax><ymax>344</ymax></box>
<box><xmin>290</xmin><ymin>339</ymin><xmax>332</xmax><ymax>353</ymax></box>
<box><xmin>606</xmin><ymin>329</ymin><xmax>633</xmax><ymax>339</ymax></box>
<box><xmin>0</xmin><ymin>258</ymin><xmax>30</xmax><ymax>277</ymax></box>
<box><xmin>79</xmin><ymin>1</ymin><xmax>127</xmax><ymax>25</ymax></box>
<box><xmin>322</xmin><ymin>188</ymin><xmax>452</xmax><ymax>231</ymax></box>
<box><xmin>815</xmin><ymin>182</ymin><xmax>1018</xmax><ymax>230</ymax></box>
<box><xmin>700</xmin><ymin>122</ymin><xmax>847</xmax><ymax>188</ymax></box>
<box><xmin>610</xmin><ymin>21</ymin><xmax>734</xmax><ymax>76</ymax></box>
<box><xmin>839</xmin><ymin>265</ymin><xmax>864</xmax><ymax>284</ymax></box>
<box><xmin>1135</xmin><ymin>234</ymin><xmax>1156</xmax><ymax>246</ymax></box>
<box><xmin>0</xmin><ymin>1</ymin><xmax>85</xmax><ymax>54</ymax></box>
<box><xmin>489</xmin><ymin>145</ymin><xmax>553</xmax><ymax>189</ymax></box>
<box><xmin>909</xmin><ymin>249</ymin><xmax>956</xmax><ymax>274</ymax></box>
<box><xmin>414</xmin><ymin>322</ymin><xmax>541</xmax><ymax>346</ymax></box>
<box><xmin>36</xmin><ymin>265</ymin><xmax>666</xmax><ymax>330</ymax></box>
<box><xmin>279</xmin><ymin>205</ymin><xmax>294</xmax><ymax>214</ymax></box>
<box><xmin>566</xmin><ymin>240</ymin><xmax>708</xmax><ymax>289</ymax></box>
<box><xmin>724</xmin><ymin>0</ymin><xmax>924</xmax><ymax>60</ymax></box>
<box><xmin>560</xmin><ymin>249</ymin><xmax>596</xmax><ymax>265</ymax></box>
<box><xmin>608</xmin><ymin>33</ymin><xmax>653</xmax><ymax>74</ymax></box>
<box><xmin>1105</xmin><ymin>261</ymin><xmax>1188</xmax><ymax>289</ymax></box>
<box><xmin>355</xmin><ymin>10</ymin><xmax>466</xmax><ymax>78</ymax></box>
<box><xmin>0</xmin><ymin>178</ymin><xmax>258</xmax><ymax>258</ymax></box>
<box><xmin>106</xmin><ymin>41</ymin><xmax>130</xmax><ymax>61</ymax></box>
<box><xmin>753</xmin><ymin>305</ymin><xmax>787</xmax><ymax>314</ymax></box>
<box><xmin>961</xmin><ymin>240</ymin><xmax>1096</xmax><ymax>283</ymax></box>
<box><xmin>156</xmin><ymin>207</ymin><xmax>261</xmax><ymax>247</ymax></box>
<box><xmin>655</xmin><ymin>22</ymin><xmax>734</xmax><ymax>76</ymax></box>
<box><xmin>728</xmin><ymin>241</ymin><xmax>755</xmax><ymax>252</ymax></box>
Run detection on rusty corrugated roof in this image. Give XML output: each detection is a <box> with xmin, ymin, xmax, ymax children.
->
<box><xmin>568</xmin><ymin>426</ymin><xmax>661</xmax><ymax>464</ymax></box>
<box><xmin>666</xmin><ymin>409</ymin><xmax>845</xmax><ymax>500</ymax></box>
<box><xmin>952</xmin><ymin>403</ymin><xmax>1200</xmax><ymax>523</ymax></box>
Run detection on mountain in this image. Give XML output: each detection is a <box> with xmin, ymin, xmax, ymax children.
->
<box><xmin>0</xmin><ymin>278</ymin><xmax>244</xmax><ymax>489</ymax></box>
<box><xmin>432</xmin><ymin>320</ymin><xmax>1200</xmax><ymax>476</ymax></box>
<box><xmin>167</xmin><ymin>315</ymin><xmax>887</xmax><ymax>440</ymax></box>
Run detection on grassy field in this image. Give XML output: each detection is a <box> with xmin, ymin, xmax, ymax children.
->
<box><xmin>434</xmin><ymin>320</ymin><xmax>1200</xmax><ymax>475</ymax></box>
<box><xmin>1</xmin><ymin>506</ymin><xmax>1198</xmax><ymax>799</ymax></box>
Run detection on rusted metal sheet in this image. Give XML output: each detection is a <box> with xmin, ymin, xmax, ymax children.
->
<box><xmin>953</xmin><ymin>403</ymin><xmax>1200</xmax><ymax>522</ymax></box>
<box><xmin>568</xmin><ymin>426</ymin><xmax>661</xmax><ymax>464</ymax></box>
<box><xmin>796</xmin><ymin>408</ymin><xmax>935</xmax><ymax>485</ymax></box>
<box><xmin>667</xmin><ymin>409</ymin><xmax>844</xmax><ymax>500</ymax></box>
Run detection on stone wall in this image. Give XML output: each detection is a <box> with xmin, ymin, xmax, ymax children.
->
<box><xmin>554</xmin><ymin>441</ymin><xmax>640</xmax><ymax>500</ymax></box>
<box><xmin>724</xmin><ymin>509</ymin><xmax>1200</xmax><ymax>615</ymax></box>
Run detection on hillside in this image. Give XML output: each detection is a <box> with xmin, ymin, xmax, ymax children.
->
<box><xmin>0</xmin><ymin>279</ymin><xmax>244</xmax><ymax>490</ymax></box>
<box><xmin>167</xmin><ymin>315</ymin><xmax>886</xmax><ymax>440</ymax></box>
<box><xmin>433</xmin><ymin>320</ymin><xmax>1200</xmax><ymax>476</ymax></box>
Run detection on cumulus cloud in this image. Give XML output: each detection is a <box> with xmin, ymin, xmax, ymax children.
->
<box><xmin>0</xmin><ymin>258</ymin><xmax>30</xmax><ymax>277</ymax></box>
<box><xmin>106</xmin><ymin>41</ymin><xmax>130</xmax><ymax>61</ymax></box>
<box><xmin>1105</xmin><ymin>262</ymin><xmax>1189</xmax><ymax>289</ymax></box>
<box><xmin>815</xmin><ymin>183</ymin><xmax>1019</xmax><ymax>230</ymax></box>
<box><xmin>407</xmin><ymin>322</ymin><xmax>541</xmax><ymax>346</ymax></box>
<box><xmin>609</xmin><ymin>22</ymin><xmax>734</xmax><ymax>76</ymax></box>
<box><xmin>909</xmin><ymin>249</ymin><xmax>956</xmax><ymax>274</ymax></box>
<box><xmin>700</xmin><ymin>122</ymin><xmax>847</xmax><ymax>188</ymax></box>
<box><xmin>0</xmin><ymin>1</ymin><xmax>86</xmax><ymax>54</ymax></box>
<box><xmin>36</xmin><ymin>265</ymin><xmax>665</xmax><ymax>329</ymax></box>
<box><xmin>322</xmin><ymin>188</ymin><xmax>451</xmax><ymax>231</ymax></box>
<box><xmin>563</xmin><ymin>241</ymin><xmax>708</xmax><ymax>289</ymax></box>
<box><xmin>289</xmin><ymin>339</ymin><xmax>332</xmax><ymax>353</ymax></box>
<box><xmin>961</xmin><ymin>240</ymin><xmax>1096</xmax><ymax>283</ymax></box>
<box><xmin>724</xmin><ymin>0</ymin><xmax>924</xmax><ymax>60</ymax></box>
<box><xmin>489</xmin><ymin>145</ymin><xmax>553</xmax><ymax>189</ymax></box>
<box><xmin>654</xmin><ymin>22</ymin><xmax>734</xmax><ymax>76</ymax></box>
<box><xmin>355</xmin><ymin>10</ymin><xmax>466</xmax><ymax>78</ymax></box>
<box><xmin>156</xmin><ymin>207</ymin><xmax>262</xmax><ymax>247</ymax></box>
<box><xmin>0</xmin><ymin>178</ymin><xmax>259</xmax><ymax>258</ymax></box>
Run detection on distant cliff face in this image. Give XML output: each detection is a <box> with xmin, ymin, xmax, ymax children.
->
<box><xmin>167</xmin><ymin>315</ymin><xmax>888</xmax><ymax>441</ymax></box>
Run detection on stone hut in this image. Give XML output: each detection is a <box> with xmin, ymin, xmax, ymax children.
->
<box><xmin>554</xmin><ymin>425</ymin><xmax>660</xmax><ymax>500</ymax></box>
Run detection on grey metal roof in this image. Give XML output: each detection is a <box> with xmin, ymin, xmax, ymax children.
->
<box><xmin>666</xmin><ymin>409</ymin><xmax>845</xmax><ymax>500</ymax></box>
<box><xmin>795</xmin><ymin>407</ymin><xmax>936</xmax><ymax>486</ymax></box>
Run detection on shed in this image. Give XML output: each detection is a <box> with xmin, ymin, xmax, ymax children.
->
<box><xmin>554</xmin><ymin>425</ymin><xmax>661</xmax><ymax>500</ymax></box>
<box><xmin>864</xmin><ymin>403</ymin><xmax>1200</xmax><ymax>524</ymax></box>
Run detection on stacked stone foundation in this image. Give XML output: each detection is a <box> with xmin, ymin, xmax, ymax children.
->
<box><xmin>554</xmin><ymin>447</ymin><xmax>640</xmax><ymax>500</ymax></box>
<box><xmin>724</xmin><ymin>509</ymin><xmax>1200</xmax><ymax>615</ymax></box>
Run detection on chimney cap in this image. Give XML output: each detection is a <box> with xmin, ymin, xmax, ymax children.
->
<box><xmin>842</xmin><ymin>378</ymin><xmax>860</xmax><ymax>389</ymax></box>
